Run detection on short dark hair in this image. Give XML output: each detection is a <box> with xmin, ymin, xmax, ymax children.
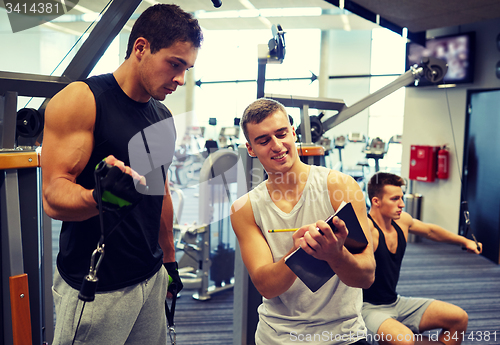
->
<box><xmin>367</xmin><ymin>172</ymin><xmax>405</xmax><ymax>201</ymax></box>
<box><xmin>241</xmin><ymin>98</ymin><xmax>288</xmax><ymax>142</ymax></box>
<box><xmin>125</xmin><ymin>4</ymin><xmax>203</xmax><ymax>59</ymax></box>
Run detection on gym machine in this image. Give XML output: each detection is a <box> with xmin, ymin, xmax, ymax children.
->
<box><xmin>174</xmin><ymin>149</ymin><xmax>240</xmax><ymax>301</ymax></box>
<box><xmin>333</xmin><ymin>132</ymin><xmax>368</xmax><ymax>177</ymax></box>
<box><xmin>363</xmin><ymin>136</ymin><xmax>386</xmax><ymax>172</ymax></box>
<box><xmin>218</xmin><ymin>126</ymin><xmax>240</xmax><ymax>150</ymax></box>
<box><xmin>361</xmin><ymin>134</ymin><xmax>403</xmax><ymax>173</ymax></box>
<box><xmin>332</xmin><ymin>134</ymin><xmax>347</xmax><ymax>171</ymax></box>
<box><xmin>1</xmin><ymin>91</ymin><xmax>43</xmax><ymax>345</ymax></box>
<box><xmin>171</xmin><ymin>126</ymin><xmax>206</xmax><ymax>187</ymax></box>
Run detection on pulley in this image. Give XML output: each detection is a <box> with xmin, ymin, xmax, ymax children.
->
<box><xmin>296</xmin><ymin>114</ymin><xmax>324</xmax><ymax>143</ymax></box>
<box><xmin>16</xmin><ymin>108</ymin><xmax>43</xmax><ymax>139</ymax></box>
<box><xmin>420</xmin><ymin>56</ymin><xmax>447</xmax><ymax>83</ymax></box>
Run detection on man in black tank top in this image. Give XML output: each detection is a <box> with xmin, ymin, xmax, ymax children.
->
<box><xmin>362</xmin><ymin>172</ymin><xmax>482</xmax><ymax>345</ymax></box>
<box><xmin>41</xmin><ymin>4</ymin><xmax>203</xmax><ymax>344</ymax></box>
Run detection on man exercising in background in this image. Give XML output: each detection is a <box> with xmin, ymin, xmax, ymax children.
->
<box><xmin>363</xmin><ymin>172</ymin><xmax>482</xmax><ymax>345</ymax></box>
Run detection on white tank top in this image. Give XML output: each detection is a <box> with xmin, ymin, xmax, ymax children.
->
<box><xmin>249</xmin><ymin>165</ymin><xmax>366</xmax><ymax>345</ymax></box>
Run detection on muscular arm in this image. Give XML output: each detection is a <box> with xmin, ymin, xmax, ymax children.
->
<box><xmin>230</xmin><ymin>195</ymin><xmax>298</xmax><ymax>299</ymax></box>
<box><xmin>299</xmin><ymin>171</ymin><xmax>375</xmax><ymax>289</ymax></box>
<box><xmin>41</xmin><ymin>82</ymin><xmax>99</xmax><ymax>221</ymax></box>
<box><xmin>405</xmin><ymin>213</ymin><xmax>482</xmax><ymax>254</ymax></box>
<box><xmin>159</xmin><ymin>181</ymin><xmax>175</xmax><ymax>263</ymax></box>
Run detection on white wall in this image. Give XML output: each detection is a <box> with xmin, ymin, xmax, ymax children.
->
<box><xmin>401</xmin><ymin>17</ymin><xmax>500</xmax><ymax>232</ymax></box>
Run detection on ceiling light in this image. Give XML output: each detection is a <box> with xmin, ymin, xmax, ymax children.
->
<box><xmin>437</xmin><ymin>84</ymin><xmax>457</xmax><ymax>88</ymax></box>
<box><xmin>261</xmin><ymin>8</ymin><xmax>322</xmax><ymax>17</ymax></box>
<box><xmin>238</xmin><ymin>9</ymin><xmax>259</xmax><ymax>18</ymax></box>
<box><xmin>195</xmin><ymin>7</ymin><xmax>322</xmax><ymax>19</ymax></box>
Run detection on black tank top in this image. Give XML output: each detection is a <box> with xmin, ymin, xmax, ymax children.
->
<box><xmin>363</xmin><ymin>214</ymin><xmax>406</xmax><ymax>305</ymax></box>
<box><xmin>57</xmin><ymin>73</ymin><xmax>176</xmax><ymax>291</ymax></box>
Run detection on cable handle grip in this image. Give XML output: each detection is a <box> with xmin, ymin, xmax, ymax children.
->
<box><xmin>78</xmin><ymin>245</ymin><xmax>105</xmax><ymax>302</ymax></box>
<box><xmin>461</xmin><ymin>208</ymin><xmax>480</xmax><ymax>252</ymax></box>
<box><xmin>96</xmin><ymin>160</ymin><xmax>149</xmax><ymax>194</ymax></box>
<box><xmin>93</xmin><ymin>160</ymin><xmax>149</xmax><ymax>210</ymax></box>
<box><xmin>78</xmin><ymin>275</ymin><xmax>98</xmax><ymax>302</ymax></box>
<box><xmin>94</xmin><ymin>159</ymin><xmax>111</xmax><ymax>177</ymax></box>
<box><xmin>165</xmin><ymin>286</ymin><xmax>178</xmax><ymax>345</ymax></box>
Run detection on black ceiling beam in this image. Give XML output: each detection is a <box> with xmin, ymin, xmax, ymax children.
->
<box><xmin>0</xmin><ymin>72</ymin><xmax>70</xmax><ymax>98</ymax></box>
<box><xmin>407</xmin><ymin>31</ymin><xmax>427</xmax><ymax>47</ymax></box>
<box><xmin>323</xmin><ymin>0</ymin><xmax>426</xmax><ymax>46</ymax></box>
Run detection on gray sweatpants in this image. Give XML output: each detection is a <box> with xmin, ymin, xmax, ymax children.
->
<box><xmin>52</xmin><ymin>266</ymin><xmax>168</xmax><ymax>345</ymax></box>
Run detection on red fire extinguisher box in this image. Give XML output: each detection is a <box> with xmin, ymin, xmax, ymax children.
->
<box><xmin>409</xmin><ymin>145</ymin><xmax>438</xmax><ymax>182</ymax></box>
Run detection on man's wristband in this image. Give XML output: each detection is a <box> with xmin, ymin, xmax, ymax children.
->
<box><xmin>163</xmin><ymin>262</ymin><xmax>178</xmax><ymax>272</ymax></box>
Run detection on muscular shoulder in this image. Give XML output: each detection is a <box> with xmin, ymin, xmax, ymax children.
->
<box><xmin>393</xmin><ymin>211</ymin><xmax>412</xmax><ymax>235</ymax></box>
<box><xmin>327</xmin><ymin>170</ymin><xmax>363</xmax><ymax>209</ymax></box>
<box><xmin>230</xmin><ymin>194</ymin><xmax>254</xmax><ymax>226</ymax></box>
<box><xmin>327</xmin><ymin>169</ymin><xmax>358</xmax><ymax>190</ymax></box>
<box><xmin>232</xmin><ymin>194</ymin><xmax>251</xmax><ymax>214</ymax></box>
<box><xmin>45</xmin><ymin>82</ymin><xmax>95</xmax><ymax>130</ymax></box>
<box><xmin>51</xmin><ymin>81</ymin><xmax>93</xmax><ymax>105</ymax></box>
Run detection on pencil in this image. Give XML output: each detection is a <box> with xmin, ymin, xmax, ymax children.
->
<box><xmin>268</xmin><ymin>228</ymin><xmax>299</xmax><ymax>233</ymax></box>
<box><xmin>268</xmin><ymin>228</ymin><xmax>325</xmax><ymax>235</ymax></box>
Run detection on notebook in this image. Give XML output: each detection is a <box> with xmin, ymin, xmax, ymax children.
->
<box><xmin>284</xmin><ymin>201</ymin><xmax>368</xmax><ymax>292</ymax></box>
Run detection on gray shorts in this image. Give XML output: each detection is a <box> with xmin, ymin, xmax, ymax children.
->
<box><xmin>52</xmin><ymin>266</ymin><xmax>168</xmax><ymax>345</ymax></box>
<box><xmin>362</xmin><ymin>295</ymin><xmax>434</xmax><ymax>336</ymax></box>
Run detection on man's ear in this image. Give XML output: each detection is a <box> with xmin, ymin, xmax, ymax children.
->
<box><xmin>134</xmin><ymin>37</ymin><xmax>149</xmax><ymax>57</ymax></box>
<box><xmin>371</xmin><ymin>196</ymin><xmax>381</xmax><ymax>207</ymax></box>
<box><xmin>246</xmin><ymin>142</ymin><xmax>256</xmax><ymax>157</ymax></box>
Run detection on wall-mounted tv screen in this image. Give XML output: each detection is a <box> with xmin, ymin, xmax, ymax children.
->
<box><xmin>406</xmin><ymin>32</ymin><xmax>475</xmax><ymax>86</ymax></box>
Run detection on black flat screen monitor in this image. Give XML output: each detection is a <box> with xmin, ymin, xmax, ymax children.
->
<box><xmin>406</xmin><ymin>32</ymin><xmax>475</xmax><ymax>86</ymax></box>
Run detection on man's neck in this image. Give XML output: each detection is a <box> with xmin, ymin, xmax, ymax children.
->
<box><xmin>369</xmin><ymin>210</ymin><xmax>394</xmax><ymax>232</ymax></box>
<box><xmin>113</xmin><ymin>61</ymin><xmax>150</xmax><ymax>103</ymax></box>
<box><xmin>266</xmin><ymin>160</ymin><xmax>310</xmax><ymax>199</ymax></box>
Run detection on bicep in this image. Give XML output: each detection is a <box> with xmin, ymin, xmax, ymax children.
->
<box><xmin>407</xmin><ymin>217</ymin><xmax>431</xmax><ymax>237</ymax></box>
<box><xmin>230</xmin><ymin>198</ymin><xmax>274</xmax><ymax>277</ymax></box>
<box><xmin>41</xmin><ymin>83</ymin><xmax>96</xmax><ymax>187</ymax></box>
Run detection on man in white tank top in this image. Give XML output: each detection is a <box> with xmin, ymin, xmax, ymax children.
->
<box><xmin>230</xmin><ymin>98</ymin><xmax>376</xmax><ymax>345</ymax></box>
